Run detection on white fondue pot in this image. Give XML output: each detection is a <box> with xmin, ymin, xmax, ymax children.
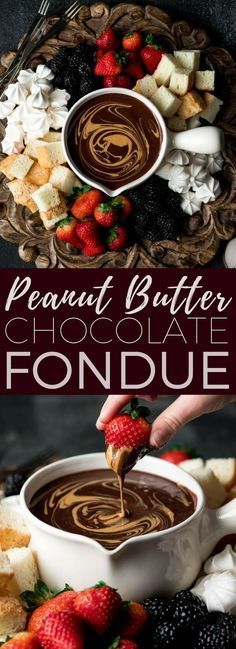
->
<box><xmin>13</xmin><ymin>453</ymin><xmax>236</xmax><ymax>600</ymax></box>
<box><xmin>62</xmin><ymin>88</ymin><xmax>224</xmax><ymax>197</ymax></box>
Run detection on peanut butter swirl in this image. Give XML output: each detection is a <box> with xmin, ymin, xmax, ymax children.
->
<box><xmin>29</xmin><ymin>470</ymin><xmax>195</xmax><ymax>550</ymax></box>
<box><xmin>68</xmin><ymin>93</ymin><xmax>161</xmax><ymax>190</ymax></box>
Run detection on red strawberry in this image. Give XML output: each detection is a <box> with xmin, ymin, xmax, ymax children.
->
<box><xmin>1</xmin><ymin>633</ymin><xmax>41</xmax><ymax>649</ymax></box>
<box><xmin>160</xmin><ymin>448</ymin><xmax>192</xmax><ymax>464</ymax></box>
<box><xmin>116</xmin><ymin>74</ymin><xmax>133</xmax><ymax>88</ymax></box>
<box><xmin>111</xmin><ymin>195</ymin><xmax>133</xmax><ymax>220</ymax></box>
<box><xmin>122</xmin><ymin>32</ymin><xmax>143</xmax><ymax>52</ymax></box>
<box><xmin>95</xmin><ymin>48</ymin><xmax>104</xmax><ymax>60</ymax></box>
<box><xmin>96</xmin><ymin>28</ymin><xmax>120</xmax><ymax>52</ymax></box>
<box><xmin>71</xmin><ymin>188</ymin><xmax>103</xmax><ymax>219</ymax></box>
<box><xmin>28</xmin><ymin>591</ymin><xmax>77</xmax><ymax>634</ymax></box>
<box><xmin>76</xmin><ymin>219</ymin><xmax>102</xmax><ymax>247</ymax></box>
<box><xmin>125</xmin><ymin>53</ymin><xmax>144</xmax><ymax>79</ymax></box>
<box><xmin>83</xmin><ymin>243</ymin><xmax>105</xmax><ymax>256</ymax></box>
<box><xmin>38</xmin><ymin>611</ymin><xmax>84</xmax><ymax>649</ymax></box>
<box><xmin>105</xmin><ymin>398</ymin><xmax>151</xmax><ymax>449</ymax></box>
<box><xmin>120</xmin><ymin>602</ymin><xmax>148</xmax><ymax>640</ymax></box>
<box><xmin>107</xmin><ymin>224</ymin><xmax>128</xmax><ymax>251</ymax></box>
<box><xmin>94</xmin><ymin>51</ymin><xmax>122</xmax><ymax>77</ymax></box>
<box><xmin>94</xmin><ymin>202</ymin><xmax>117</xmax><ymax>227</ymax></box>
<box><xmin>56</xmin><ymin>217</ymin><xmax>83</xmax><ymax>249</ymax></box>
<box><xmin>108</xmin><ymin>638</ymin><xmax>139</xmax><ymax>649</ymax></box>
<box><xmin>140</xmin><ymin>34</ymin><xmax>164</xmax><ymax>73</ymax></box>
<box><xmin>73</xmin><ymin>582</ymin><xmax>122</xmax><ymax>636</ymax></box>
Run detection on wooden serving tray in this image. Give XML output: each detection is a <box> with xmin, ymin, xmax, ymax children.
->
<box><xmin>0</xmin><ymin>3</ymin><xmax>235</xmax><ymax>268</ymax></box>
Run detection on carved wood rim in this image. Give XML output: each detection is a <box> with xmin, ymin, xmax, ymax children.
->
<box><xmin>0</xmin><ymin>3</ymin><xmax>235</xmax><ymax>268</ymax></box>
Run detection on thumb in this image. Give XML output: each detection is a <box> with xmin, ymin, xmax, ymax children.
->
<box><xmin>149</xmin><ymin>395</ymin><xmax>231</xmax><ymax>448</ymax></box>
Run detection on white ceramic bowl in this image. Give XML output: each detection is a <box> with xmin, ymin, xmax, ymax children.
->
<box><xmin>17</xmin><ymin>453</ymin><xmax>236</xmax><ymax>600</ymax></box>
<box><xmin>62</xmin><ymin>88</ymin><xmax>223</xmax><ymax>197</ymax></box>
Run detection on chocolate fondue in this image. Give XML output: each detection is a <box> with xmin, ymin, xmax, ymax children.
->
<box><xmin>68</xmin><ymin>92</ymin><xmax>162</xmax><ymax>190</ymax></box>
<box><xmin>29</xmin><ymin>470</ymin><xmax>195</xmax><ymax>550</ymax></box>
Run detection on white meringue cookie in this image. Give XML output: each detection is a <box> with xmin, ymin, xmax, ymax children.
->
<box><xmin>1</xmin><ymin>137</ymin><xmax>24</xmax><ymax>155</ymax></box>
<box><xmin>166</xmin><ymin>149</ymin><xmax>189</xmax><ymax>166</ymax></box>
<box><xmin>23</xmin><ymin>110</ymin><xmax>51</xmax><ymax>139</ymax></box>
<box><xmin>181</xmin><ymin>191</ymin><xmax>201</xmax><ymax>215</ymax></box>
<box><xmin>28</xmin><ymin>85</ymin><xmax>50</xmax><ymax>109</ymax></box>
<box><xmin>192</xmin><ymin>571</ymin><xmax>236</xmax><ymax>614</ymax></box>
<box><xmin>205</xmin><ymin>152</ymin><xmax>224</xmax><ymax>175</ymax></box>
<box><xmin>49</xmin><ymin>88</ymin><xmax>70</xmax><ymax>107</ymax></box>
<box><xmin>5</xmin><ymin>82</ymin><xmax>28</xmax><ymax>105</ymax></box>
<box><xmin>168</xmin><ymin>165</ymin><xmax>190</xmax><ymax>193</ymax></box>
<box><xmin>195</xmin><ymin>176</ymin><xmax>221</xmax><ymax>203</ymax></box>
<box><xmin>5</xmin><ymin>122</ymin><xmax>24</xmax><ymax>144</ymax></box>
<box><xmin>204</xmin><ymin>545</ymin><xmax>236</xmax><ymax>575</ymax></box>
<box><xmin>7</xmin><ymin>104</ymin><xmax>26</xmax><ymax>123</ymax></box>
<box><xmin>224</xmin><ymin>238</ymin><xmax>236</xmax><ymax>269</ymax></box>
<box><xmin>156</xmin><ymin>163</ymin><xmax>173</xmax><ymax>180</ymax></box>
<box><xmin>32</xmin><ymin>77</ymin><xmax>53</xmax><ymax>94</ymax></box>
<box><xmin>36</xmin><ymin>64</ymin><xmax>54</xmax><ymax>82</ymax></box>
<box><xmin>18</xmin><ymin>68</ymin><xmax>37</xmax><ymax>90</ymax></box>
<box><xmin>0</xmin><ymin>100</ymin><xmax>15</xmax><ymax>119</ymax></box>
<box><xmin>188</xmin><ymin>163</ymin><xmax>208</xmax><ymax>191</ymax></box>
<box><xmin>47</xmin><ymin>105</ymin><xmax>68</xmax><ymax>130</ymax></box>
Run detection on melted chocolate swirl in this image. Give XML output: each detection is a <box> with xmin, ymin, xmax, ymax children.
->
<box><xmin>68</xmin><ymin>93</ymin><xmax>161</xmax><ymax>190</ymax></box>
<box><xmin>30</xmin><ymin>470</ymin><xmax>195</xmax><ymax>550</ymax></box>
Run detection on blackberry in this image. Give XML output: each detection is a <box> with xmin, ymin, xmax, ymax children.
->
<box><xmin>79</xmin><ymin>75</ymin><xmax>96</xmax><ymax>97</ymax></box>
<box><xmin>151</xmin><ymin>621</ymin><xmax>179</xmax><ymax>648</ymax></box>
<box><xmin>127</xmin><ymin>175</ymin><xmax>183</xmax><ymax>244</ymax></box>
<box><xmin>47</xmin><ymin>47</ymin><xmax>70</xmax><ymax>76</ymax></box>
<box><xmin>192</xmin><ymin>623</ymin><xmax>236</xmax><ymax>648</ymax></box>
<box><xmin>5</xmin><ymin>472</ymin><xmax>25</xmax><ymax>497</ymax></box>
<box><xmin>207</xmin><ymin>612</ymin><xmax>236</xmax><ymax>633</ymax></box>
<box><xmin>171</xmin><ymin>591</ymin><xmax>207</xmax><ymax>632</ymax></box>
<box><xmin>142</xmin><ymin>595</ymin><xmax>172</xmax><ymax>624</ymax></box>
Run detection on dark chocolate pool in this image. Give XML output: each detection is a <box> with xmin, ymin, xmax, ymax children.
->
<box><xmin>29</xmin><ymin>469</ymin><xmax>196</xmax><ymax>550</ymax></box>
<box><xmin>68</xmin><ymin>93</ymin><xmax>162</xmax><ymax>190</ymax></box>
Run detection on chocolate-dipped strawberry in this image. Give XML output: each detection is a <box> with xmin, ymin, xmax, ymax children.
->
<box><xmin>104</xmin><ymin>399</ymin><xmax>153</xmax><ymax>517</ymax></box>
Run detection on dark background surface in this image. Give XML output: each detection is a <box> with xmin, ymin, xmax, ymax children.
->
<box><xmin>0</xmin><ymin>0</ymin><xmax>235</xmax><ymax>268</ymax></box>
<box><xmin>0</xmin><ymin>395</ymin><xmax>235</xmax><ymax>468</ymax></box>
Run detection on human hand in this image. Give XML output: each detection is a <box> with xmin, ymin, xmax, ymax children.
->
<box><xmin>96</xmin><ymin>394</ymin><xmax>236</xmax><ymax>448</ymax></box>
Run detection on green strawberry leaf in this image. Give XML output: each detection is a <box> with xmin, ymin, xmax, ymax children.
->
<box><xmin>145</xmin><ymin>33</ymin><xmax>161</xmax><ymax>49</ymax></box>
<box><xmin>111</xmin><ymin>197</ymin><xmax>123</xmax><ymax>209</ymax></box>
<box><xmin>57</xmin><ymin>216</ymin><xmax>74</xmax><ymax>228</ymax></box>
<box><xmin>67</xmin><ymin>184</ymin><xmax>91</xmax><ymax>207</ymax></box>
<box><xmin>20</xmin><ymin>580</ymin><xmax>73</xmax><ymax>611</ymax></box>
<box><xmin>107</xmin><ymin>227</ymin><xmax>119</xmax><ymax>244</ymax></box>
<box><xmin>98</xmin><ymin>202</ymin><xmax>112</xmax><ymax>213</ymax></box>
<box><xmin>94</xmin><ymin>580</ymin><xmax>107</xmax><ymax>588</ymax></box>
<box><xmin>123</xmin><ymin>398</ymin><xmax>151</xmax><ymax>421</ymax></box>
<box><xmin>108</xmin><ymin>637</ymin><xmax>121</xmax><ymax>649</ymax></box>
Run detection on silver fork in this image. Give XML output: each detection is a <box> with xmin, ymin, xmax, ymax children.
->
<box><xmin>0</xmin><ymin>0</ymin><xmax>81</xmax><ymax>99</ymax></box>
<box><xmin>0</xmin><ymin>0</ymin><xmax>51</xmax><ymax>86</ymax></box>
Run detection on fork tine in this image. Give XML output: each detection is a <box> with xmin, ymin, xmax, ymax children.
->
<box><xmin>38</xmin><ymin>0</ymin><xmax>49</xmax><ymax>14</ymax></box>
<box><xmin>66</xmin><ymin>1</ymin><xmax>81</xmax><ymax>20</ymax></box>
<box><xmin>65</xmin><ymin>1</ymin><xmax>80</xmax><ymax>18</ymax></box>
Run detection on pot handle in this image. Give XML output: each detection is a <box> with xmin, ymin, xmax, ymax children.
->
<box><xmin>199</xmin><ymin>499</ymin><xmax>236</xmax><ymax>560</ymax></box>
<box><xmin>168</xmin><ymin>126</ymin><xmax>224</xmax><ymax>154</ymax></box>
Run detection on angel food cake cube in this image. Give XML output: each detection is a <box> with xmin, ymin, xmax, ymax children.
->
<box><xmin>177</xmin><ymin>90</ymin><xmax>205</xmax><ymax>119</ymax></box>
<box><xmin>153</xmin><ymin>54</ymin><xmax>177</xmax><ymax>86</ymax></box>
<box><xmin>169</xmin><ymin>68</ymin><xmax>194</xmax><ymax>96</ymax></box>
<box><xmin>195</xmin><ymin>70</ymin><xmax>215</xmax><ymax>92</ymax></box>
<box><xmin>174</xmin><ymin>49</ymin><xmax>201</xmax><ymax>71</ymax></box>
<box><xmin>8</xmin><ymin>154</ymin><xmax>34</xmax><ymax>180</ymax></box>
<box><xmin>151</xmin><ymin>86</ymin><xmax>182</xmax><ymax>117</ymax></box>
<box><xmin>7</xmin><ymin>179</ymin><xmax>38</xmax><ymax>213</ymax></box>
<box><xmin>49</xmin><ymin>166</ymin><xmax>81</xmax><ymax>194</ymax></box>
<box><xmin>200</xmin><ymin>92</ymin><xmax>223</xmax><ymax>123</ymax></box>
<box><xmin>36</xmin><ymin>142</ymin><xmax>67</xmax><ymax>168</ymax></box>
<box><xmin>32</xmin><ymin>183</ymin><xmax>61</xmax><ymax>212</ymax></box>
<box><xmin>135</xmin><ymin>75</ymin><xmax>157</xmax><ymax>98</ymax></box>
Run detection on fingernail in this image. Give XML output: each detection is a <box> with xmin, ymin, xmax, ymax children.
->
<box><xmin>96</xmin><ymin>418</ymin><xmax>105</xmax><ymax>430</ymax></box>
<box><xmin>150</xmin><ymin>429</ymin><xmax>169</xmax><ymax>449</ymax></box>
